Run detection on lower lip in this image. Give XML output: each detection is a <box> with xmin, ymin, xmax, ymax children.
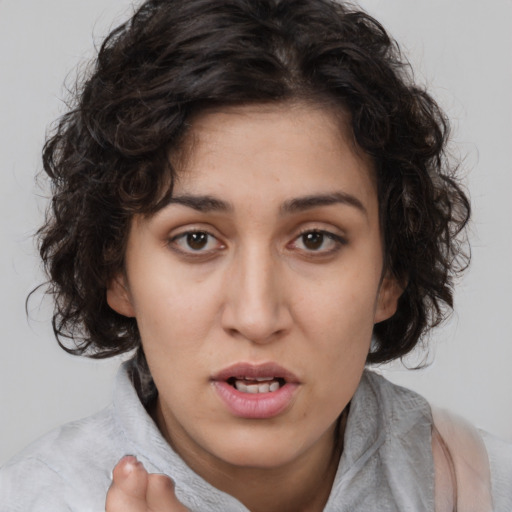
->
<box><xmin>212</xmin><ymin>381</ymin><xmax>299</xmax><ymax>419</ymax></box>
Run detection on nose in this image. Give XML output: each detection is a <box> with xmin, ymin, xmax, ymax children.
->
<box><xmin>221</xmin><ymin>244</ymin><xmax>291</xmax><ymax>344</ymax></box>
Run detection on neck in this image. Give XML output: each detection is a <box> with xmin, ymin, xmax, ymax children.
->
<box><xmin>215</xmin><ymin>434</ymin><xmax>343</xmax><ymax>512</ymax></box>
<box><xmin>154</xmin><ymin>402</ymin><xmax>348</xmax><ymax>512</ymax></box>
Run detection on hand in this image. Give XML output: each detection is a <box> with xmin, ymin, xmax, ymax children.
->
<box><xmin>105</xmin><ymin>456</ymin><xmax>190</xmax><ymax>512</ymax></box>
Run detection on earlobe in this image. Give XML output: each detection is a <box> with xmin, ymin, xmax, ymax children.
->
<box><xmin>374</xmin><ymin>274</ymin><xmax>403</xmax><ymax>324</ymax></box>
<box><xmin>106</xmin><ymin>274</ymin><xmax>136</xmax><ymax>318</ymax></box>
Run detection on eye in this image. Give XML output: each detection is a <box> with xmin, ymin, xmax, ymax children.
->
<box><xmin>170</xmin><ymin>230</ymin><xmax>223</xmax><ymax>254</ymax></box>
<box><xmin>290</xmin><ymin>230</ymin><xmax>346</xmax><ymax>254</ymax></box>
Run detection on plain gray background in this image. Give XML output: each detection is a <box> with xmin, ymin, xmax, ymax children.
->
<box><xmin>1</xmin><ymin>0</ymin><xmax>511</xmax><ymax>465</ymax></box>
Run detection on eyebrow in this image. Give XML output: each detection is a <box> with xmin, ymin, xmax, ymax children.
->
<box><xmin>165</xmin><ymin>191</ymin><xmax>366</xmax><ymax>215</ymax></box>
<box><xmin>166</xmin><ymin>195</ymin><xmax>233</xmax><ymax>212</ymax></box>
<box><xmin>280</xmin><ymin>192</ymin><xmax>367</xmax><ymax>216</ymax></box>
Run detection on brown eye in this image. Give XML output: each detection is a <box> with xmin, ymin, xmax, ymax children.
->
<box><xmin>170</xmin><ymin>230</ymin><xmax>224</xmax><ymax>256</ymax></box>
<box><xmin>302</xmin><ymin>231</ymin><xmax>325</xmax><ymax>250</ymax></box>
<box><xmin>290</xmin><ymin>229</ymin><xmax>346</xmax><ymax>255</ymax></box>
<box><xmin>186</xmin><ymin>232</ymin><xmax>209</xmax><ymax>250</ymax></box>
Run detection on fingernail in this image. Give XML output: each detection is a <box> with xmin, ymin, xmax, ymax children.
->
<box><xmin>122</xmin><ymin>455</ymin><xmax>138</xmax><ymax>465</ymax></box>
<box><xmin>120</xmin><ymin>455</ymin><xmax>143</xmax><ymax>474</ymax></box>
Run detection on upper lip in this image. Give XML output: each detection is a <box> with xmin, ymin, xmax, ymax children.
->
<box><xmin>212</xmin><ymin>362</ymin><xmax>300</xmax><ymax>383</ymax></box>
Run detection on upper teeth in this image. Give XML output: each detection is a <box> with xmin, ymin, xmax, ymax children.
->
<box><xmin>234</xmin><ymin>378</ymin><xmax>281</xmax><ymax>393</ymax></box>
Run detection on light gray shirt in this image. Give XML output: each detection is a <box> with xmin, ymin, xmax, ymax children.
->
<box><xmin>1</xmin><ymin>363</ymin><xmax>510</xmax><ymax>511</ymax></box>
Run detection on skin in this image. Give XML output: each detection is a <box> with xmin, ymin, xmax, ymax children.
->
<box><xmin>106</xmin><ymin>103</ymin><xmax>401</xmax><ymax>512</ymax></box>
<box><xmin>106</xmin><ymin>456</ymin><xmax>188</xmax><ymax>512</ymax></box>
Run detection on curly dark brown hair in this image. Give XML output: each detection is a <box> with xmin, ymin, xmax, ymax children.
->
<box><xmin>38</xmin><ymin>0</ymin><xmax>470</xmax><ymax>364</ymax></box>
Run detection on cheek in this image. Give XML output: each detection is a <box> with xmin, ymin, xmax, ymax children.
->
<box><xmin>297</xmin><ymin>272</ymin><xmax>380</xmax><ymax>339</ymax></box>
<box><xmin>130</xmin><ymin>285</ymin><xmax>211</xmax><ymax>380</ymax></box>
<box><xmin>308</xmin><ymin>301</ymin><xmax>372</xmax><ymax>415</ymax></box>
<box><xmin>130</xmin><ymin>257</ymin><xmax>219</xmax><ymax>330</ymax></box>
<box><xmin>293</xmin><ymin>272</ymin><xmax>379</xmax><ymax>378</ymax></box>
<box><xmin>126</xmin><ymin>253</ymin><xmax>229</xmax><ymax>387</ymax></box>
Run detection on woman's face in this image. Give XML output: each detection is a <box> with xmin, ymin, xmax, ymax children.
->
<box><xmin>107</xmin><ymin>103</ymin><xmax>400</xmax><ymax>471</ymax></box>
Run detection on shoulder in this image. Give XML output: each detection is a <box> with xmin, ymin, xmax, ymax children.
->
<box><xmin>360</xmin><ymin>370</ymin><xmax>433</xmax><ymax>433</ymax></box>
<box><xmin>0</xmin><ymin>406</ymin><xmax>123</xmax><ymax>511</ymax></box>
<box><xmin>481</xmin><ymin>430</ymin><xmax>512</xmax><ymax>512</ymax></box>
<box><xmin>355</xmin><ymin>372</ymin><xmax>511</xmax><ymax>511</ymax></box>
<box><xmin>0</xmin><ymin>362</ymin><xmax>167</xmax><ymax>511</ymax></box>
<box><xmin>363</xmin><ymin>372</ymin><xmax>512</xmax><ymax>512</ymax></box>
<box><xmin>330</xmin><ymin>371</ymin><xmax>436</xmax><ymax>511</ymax></box>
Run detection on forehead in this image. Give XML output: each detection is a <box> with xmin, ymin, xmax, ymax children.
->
<box><xmin>170</xmin><ymin>103</ymin><xmax>377</xmax><ymax>213</ymax></box>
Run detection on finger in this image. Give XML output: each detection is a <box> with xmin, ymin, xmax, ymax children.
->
<box><xmin>105</xmin><ymin>456</ymin><xmax>149</xmax><ymax>511</ymax></box>
<box><xmin>146</xmin><ymin>473</ymin><xmax>190</xmax><ymax>512</ymax></box>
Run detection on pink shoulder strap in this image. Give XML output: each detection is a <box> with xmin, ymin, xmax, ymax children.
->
<box><xmin>431</xmin><ymin>406</ymin><xmax>494</xmax><ymax>512</ymax></box>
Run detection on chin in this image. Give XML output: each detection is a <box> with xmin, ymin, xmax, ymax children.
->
<box><xmin>218</xmin><ymin>446</ymin><xmax>299</xmax><ymax>469</ymax></box>
<box><xmin>204</xmin><ymin>426</ymin><xmax>314</xmax><ymax>469</ymax></box>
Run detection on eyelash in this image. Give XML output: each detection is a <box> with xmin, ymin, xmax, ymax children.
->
<box><xmin>168</xmin><ymin>228</ymin><xmax>347</xmax><ymax>259</ymax></box>
<box><xmin>169</xmin><ymin>230</ymin><xmax>224</xmax><ymax>257</ymax></box>
<box><xmin>289</xmin><ymin>229</ymin><xmax>347</xmax><ymax>256</ymax></box>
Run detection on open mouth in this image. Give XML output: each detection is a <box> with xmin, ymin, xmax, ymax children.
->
<box><xmin>227</xmin><ymin>376</ymin><xmax>286</xmax><ymax>394</ymax></box>
<box><xmin>213</xmin><ymin>363</ymin><xmax>299</xmax><ymax>418</ymax></box>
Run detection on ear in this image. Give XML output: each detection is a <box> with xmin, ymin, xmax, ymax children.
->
<box><xmin>374</xmin><ymin>273</ymin><xmax>403</xmax><ymax>324</ymax></box>
<box><xmin>106</xmin><ymin>273</ymin><xmax>136</xmax><ymax>318</ymax></box>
